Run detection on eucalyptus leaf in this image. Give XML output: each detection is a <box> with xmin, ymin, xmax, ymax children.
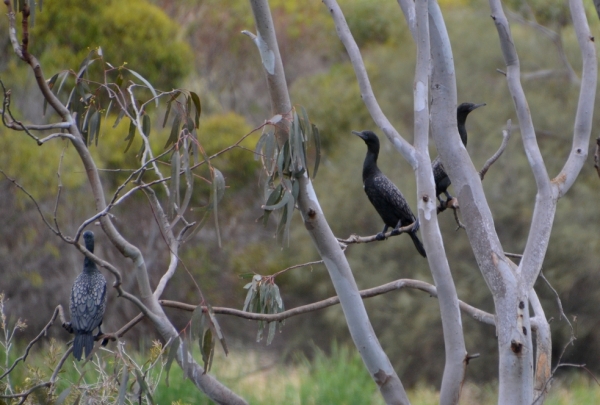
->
<box><xmin>201</xmin><ymin>328</ymin><xmax>214</xmax><ymax>373</ymax></box>
<box><xmin>54</xmin><ymin>387</ymin><xmax>71</xmax><ymax>405</ymax></box>
<box><xmin>123</xmin><ymin>119</ymin><xmax>136</xmax><ymax>153</ymax></box>
<box><xmin>190</xmin><ymin>91</ymin><xmax>201</xmax><ymax>128</ymax></box>
<box><xmin>165</xmin><ymin>338</ymin><xmax>180</xmax><ymax>388</ymax></box>
<box><xmin>126</xmin><ymin>68</ymin><xmax>159</xmax><ymax>107</ymax></box>
<box><xmin>142</xmin><ymin>114</ymin><xmax>151</xmax><ymax>138</ymax></box>
<box><xmin>164</xmin><ymin>112</ymin><xmax>182</xmax><ymax>149</ymax></box>
<box><xmin>169</xmin><ymin>151</ymin><xmax>181</xmax><ymax>217</ymax></box>
<box><xmin>312</xmin><ymin>123</ymin><xmax>321</xmax><ymax>179</ymax></box>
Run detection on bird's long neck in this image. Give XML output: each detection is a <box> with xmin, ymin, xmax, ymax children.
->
<box><xmin>83</xmin><ymin>239</ymin><xmax>97</xmax><ymax>273</ymax></box>
<box><xmin>83</xmin><ymin>257</ymin><xmax>98</xmax><ymax>273</ymax></box>
<box><xmin>362</xmin><ymin>148</ymin><xmax>381</xmax><ymax>181</ymax></box>
<box><xmin>457</xmin><ymin>116</ymin><xmax>469</xmax><ymax>146</ymax></box>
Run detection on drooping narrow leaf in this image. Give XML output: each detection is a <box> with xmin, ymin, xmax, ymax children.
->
<box><xmin>168</xmin><ymin>151</ymin><xmax>181</xmax><ymax>217</ymax></box>
<box><xmin>264</xmin><ymin>130</ymin><xmax>276</xmax><ymax>175</ymax></box>
<box><xmin>105</xmin><ymin>99</ymin><xmax>114</xmax><ymax>120</ymax></box>
<box><xmin>262</xmin><ymin>190</ymin><xmax>290</xmax><ymax>211</ymax></box>
<box><xmin>207</xmin><ymin>305</ymin><xmax>228</xmax><ymax>355</ymax></box>
<box><xmin>28</xmin><ymin>0</ymin><xmax>35</xmax><ymax>26</ymax></box>
<box><xmin>165</xmin><ymin>338</ymin><xmax>180</xmax><ymax>388</ymax></box>
<box><xmin>267</xmin><ymin>321</ymin><xmax>277</xmax><ymax>345</ymax></box>
<box><xmin>88</xmin><ymin>110</ymin><xmax>100</xmax><ymax>146</ymax></box>
<box><xmin>213</xmin><ymin>167</ymin><xmax>225</xmax><ymax>202</ymax></box>
<box><xmin>56</xmin><ymin>70</ymin><xmax>70</xmax><ymax>98</ymax></box>
<box><xmin>212</xmin><ymin>168</ymin><xmax>225</xmax><ymax>247</ymax></box>
<box><xmin>191</xmin><ymin>304</ymin><xmax>204</xmax><ymax>341</ymax></box>
<box><xmin>43</xmin><ymin>73</ymin><xmax>59</xmax><ymax>116</ymax></box>
<box><xmin>254</xmin><ymin>129</ymin><xmax>268</xmax><ymax>162</ymax></box>
<box><xmin>126</xmin><ymin>68</ymin><xmax>159</xmax><ymax>107</ymax></box>
<box><xmin>142</xmin><ymin>114</ymin><xmax>151</xmax><ymax>138</ymax></box>
<box><xmin>123</xmin><ymin>119</ymin><xmax>136</xmax><ymax>153</ymax></box>
<box><xmin>312</xmin><ymin>123</ymin><xmax>321</xmax><ymax>178</ymax></box>
<box><xmin>76</xmin><ymin>50</ymin><xmax>96</xmax><ymax>80</ymax></box>
<box><xmin>113</xmin><ymin>106</ymin><xmax>127</xmax><ymax>128</ymax></box>
<box><xmin>284</xmin><ymin>193</ymin><xmax>294</xmax><ymax>245</ymax></box>
<box><xmin>190</xmin><ymin>91</ymin><xmax>201</xmax><ymax>128</ymax></box>
<box><xmin>133</xmin><ymin>369</ymin><xmax>155</xmax><ymax>405</ymax></box>
<box><xmin>164</xmin><ymin>112</ymin><xmax>182</xmax><ymax>149</ymax></box>
<box><xmin>54</xmin><ymin>387</ymin><xmax>71</xmax><ymax>405</ymax></box>
<box><xmin>162</xmin><ymin>99</ymin><xmax>173</xmax><ymax>128</ymax></box>
<box><xmin>201</xmin><ymin>329</ymin><xmax>214</xmax><ymax>373</ymax></box>
<box><xmin>178</xmin><ymin>139</ymin><xmax>194</xmax><ymax>215</ymax></box>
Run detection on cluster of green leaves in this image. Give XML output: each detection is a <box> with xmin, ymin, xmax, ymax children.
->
<box><xmin>254</xmin><ymin>107</ymin><xmax>320</xmax><ymax>245</ymax></box>
<box><xmin>242</xmin><ymin>275</ymin><xmax>285</xmax><ymax>345</ymax></box>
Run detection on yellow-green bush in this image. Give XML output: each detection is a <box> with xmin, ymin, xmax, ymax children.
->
<box><xmin>31</xmin><ymin>0</ymin><xmax>192</xmax><ymax>90</ymax></box>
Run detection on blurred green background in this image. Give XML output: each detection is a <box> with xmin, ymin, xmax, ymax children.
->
<box><xmin>1</xmin><ymin>0</ymin><xmax>599</xmax><ymax>391</ymax></box>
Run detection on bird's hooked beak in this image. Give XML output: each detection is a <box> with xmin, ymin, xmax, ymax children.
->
<box><xmin>472</xmin><ymin>103</ymin><xmax>486</xmax><ymax>111</ymax></box>
<box><xmin>352</xmin><ymin>130</ymin><xmax>366</xmax><ymax>140</ymax></box>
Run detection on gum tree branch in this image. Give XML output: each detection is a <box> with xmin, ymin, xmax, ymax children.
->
<box><xmin>322</xmin><ymin>0</ymin><xmax>416</xmax><ymax>168</ymax></box>
<box><xmin>488</xmin><ymin>0</ymin><xmax>558</xmax><ymax>295</ymax></box>
<box><xmin>159</xmin><ymin>278</ymin><xmax>495</xmax><ymax>326</ymax></box>
<box><xmin>552</xmin><ymin>0</ymin><xmax>597</xmax><ymax>198</ymax></box>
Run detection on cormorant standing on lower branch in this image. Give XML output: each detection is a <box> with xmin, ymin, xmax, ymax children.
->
<box><xmin>69</xmin><ymin>231</ymin><xmax>107</xmax><ymax>361</ymax></box>
<box><xmin>353</xmin><ymin>130</ymin><xmax>426</xmax><ymax>258</ymax></box>
<box><xmin>433</xmin><ymin>102</ymin><xmax>485</xmax><ymax>204</ymax></box>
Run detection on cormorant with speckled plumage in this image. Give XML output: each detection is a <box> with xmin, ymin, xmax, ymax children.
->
<box><xmin>433</xmin><ymin>102</ymin><xmax>485</xmax><ymax>205</ymax></box>
<box><xmin>69</xmin><ymin>231</ymin><xmax>106</xmax><ymax>361</ymax></box>
<box><xmin>353</xmin><ymin>130</ymin><xmax>426</xmax><ymax>258</ymax></box>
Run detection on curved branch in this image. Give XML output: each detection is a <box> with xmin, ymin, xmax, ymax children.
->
<box><xmin>322</xmin><ymin>0</ymin><xmax>416</xmax><ymax>168</ymax></box>
<box><xmin>160</xmin><ymin>278</ymin><xmax>495</xmax><ymax>326</ymax></box>
<box><xmin>480</xmin><ymin>119</ymin><xmax>512</xmax><ymax>180</ymax></box>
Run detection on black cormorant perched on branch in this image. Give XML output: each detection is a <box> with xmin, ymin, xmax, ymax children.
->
<box><xmin>433</xmin><ymin>102</ymin><xmax>485</xmax><ymax>205</ymax></box>
<box><xmin>353</xmin><ymin>130</ymin><xmax>426</xmax><ymax>258</ymax></box>
<box><xmin>69</xmin><ymin>231</ymin><xmax>107</xmax><ymax>361</ymax></box>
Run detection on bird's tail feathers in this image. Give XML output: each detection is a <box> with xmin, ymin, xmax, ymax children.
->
<box><xmin>410</xmin><ymin>232</ymin><xmax>427</xmax><ymax>258</ymax></box>
<box><xmin>73</xmin><ymin>333</ymin><xmax>95</xmax><ymax>361</ymax></box>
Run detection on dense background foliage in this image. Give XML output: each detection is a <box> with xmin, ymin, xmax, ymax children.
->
<box><xmin>1</xmin><ymin>0</ymin><xmax>599</xmax><ymax>389</ymax></box>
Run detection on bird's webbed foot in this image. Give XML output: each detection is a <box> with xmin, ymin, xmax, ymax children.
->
<box><xmin>375</xmin><ymin>232</ymin><xmax>387</xmax><ymax>241</ymax></box>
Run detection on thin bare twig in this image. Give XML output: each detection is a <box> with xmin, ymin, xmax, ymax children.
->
<box><xmin>480</xmin><ymin>119</ymin><xmax>512</xmax><ymax>180</ymax></box>
<box><xmin>0</xmin><ymin>168</ymin><xmax>59</xmax><ymax>234</ymax></box>
<box><xmin>270</xmin><ymin>260</ymin><xmax>324</xmax><ymax>278</ymax></box>
<box><xmin>539</xmin><ymin>271</ymin><xmax>573</xmax><ymax>332</ymax></box>
<box><xmin>0</xmin><ymin>306</ymin><xmax>67</xmax><ymax>380</ymax></box>
<box><xmin>337</xmin><ymin>221</ymin><xmax>417</xmax><ymax>244</ymax></box>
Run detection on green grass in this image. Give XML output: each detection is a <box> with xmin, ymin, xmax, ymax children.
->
<box><xmin>2</xmin><ymin>339</ymin><xmax>600</xmax><ymax>405</ymax></box>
